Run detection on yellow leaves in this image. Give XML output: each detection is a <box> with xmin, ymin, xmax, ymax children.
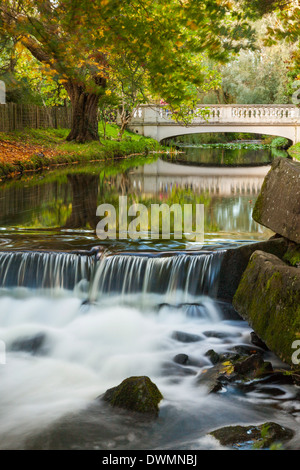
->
<box><xmin>215</xmin><ymin>0</ymin><xmax>234</xmax><ymax>8</ymax></box>
<box><xmin>186</xmin><ymin>20</ymin><xmax>198</xmax><ymax>31</ymax></box>
<box><xmin>221</xmin><ymin>361</ymin><xmax>235</xmax><ymax>375</ymax></box>
<box><xmin>0</xmin><ymin>138</ymin><xmax>61</xmax><ymax>165</ymax></box>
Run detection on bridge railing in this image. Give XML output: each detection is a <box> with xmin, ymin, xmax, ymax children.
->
<box><xmin>131</xmin><ymin>104</ymin><xmax>300</xmax><ymax>125</ymax></box>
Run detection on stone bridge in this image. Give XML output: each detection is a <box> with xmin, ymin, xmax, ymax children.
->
<box><xmin>125</xmin><ymin>104</ymin><xmax>300</xmax><ymax>144</ymax></box>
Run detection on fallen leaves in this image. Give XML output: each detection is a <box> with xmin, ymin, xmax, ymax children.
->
<box><xmin>0</xmin><ymin>138</ymin><xmax>60</xmax><ymax>165</ymax></box>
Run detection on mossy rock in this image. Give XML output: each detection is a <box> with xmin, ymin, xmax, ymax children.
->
<box><xmin>283</xmin><ymin>243</ymin><xmax>300</xmax><ymax>267</ymax></box>
<box><xmin>101</xmin><ymin>376</ymin><xmax>163</xmax><ymax>417</ymax></box>
<box><xmin>197</xmin><ymin>352</ymin><xmax>273</xmax><ymax>393</ymax></box>
<box><xmin>233</xmin><ymin>251</ymin><xmax>300</xmax><ymax>366</ymax></box>
<box><xmin>209</xmin><ymin>422</ymin><xmax>294</xmax><ymax>449</ymax></box>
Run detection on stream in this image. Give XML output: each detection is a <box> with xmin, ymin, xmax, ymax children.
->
<box><xmin>0</xmin><ymin>147</ymin><xmax>299</xmax><ymax>450</ymax></box>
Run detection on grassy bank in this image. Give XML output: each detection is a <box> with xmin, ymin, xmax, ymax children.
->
<box><xmin>287</xmin><ymin>143</ymin><xmax>300</xmax><ymax>162</ymax></box>
<box><xmin>0</xmin><ymin>124</ymin><xmax>164</xmax><ymax>179</ymax></box>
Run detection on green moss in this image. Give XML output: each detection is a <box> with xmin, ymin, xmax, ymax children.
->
<box><xmin>252</xmin><ymin>176</ymin><xmax>269</xmax><ymax>223</ymax></box>
<box><xmin>265</xmin><ymin>271</ymin><xmax>282</xmax><ymax>290</ymax></box>
<box><xmin>233</xmin><ymin>252</ymin><xmax>300</xmax><ymax>367</ymax></box>
<box><xmin>283</xmin><ymin>245</ymin><xmax>300</xmax><ymax>267</ymax></box>
<box><xmin>210</xmin><ymin>422</ymin><xmax>294</xmax><ymax>449</ymax></box>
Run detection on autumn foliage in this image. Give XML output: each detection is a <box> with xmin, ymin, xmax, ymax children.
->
<box><xmin>0</xmin><ymin>0</ymin><xmax>254</xmax><ymax>142</ymax></box>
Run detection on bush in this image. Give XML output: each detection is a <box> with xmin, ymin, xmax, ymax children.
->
<box><xmin>270</xmin><ymin>137</ymin><xmax>290</xmax><ymax>149</ymax></box>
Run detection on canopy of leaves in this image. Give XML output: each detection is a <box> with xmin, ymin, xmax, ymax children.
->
<box><xmin>0</xmin><ymin>0</ymin><xmax>255</xmax><ymax>114</ymax></box>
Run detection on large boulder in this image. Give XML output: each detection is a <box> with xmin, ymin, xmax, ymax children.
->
<box><xmin>233</xmin><ymin>251</ymin><xmax>300</xmax><ymax>366</ymax></box>
<box><xmin>217</xmin><ymin>237</ymin><xmax>289</xmax><ymax>302</ymax></box>
<box><xmin>252</xmin><ymin>158</ymin><xmax>300</xmax><ymax>243</ymax></box>
<box><xmin>101</xmin><ymin>376</ymin><xmax>163</xmax><ymax>417</ymax></box>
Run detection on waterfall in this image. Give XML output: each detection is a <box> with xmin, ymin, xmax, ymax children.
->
<box><xmin>89</xmin><ymin>252</ymin><xmax>224</xmax><ymax>302</ymax></box>
<box><xmin>0</xmin><ymin>251</ymin><xmax>95</xmax><ymax>290</ymax></box>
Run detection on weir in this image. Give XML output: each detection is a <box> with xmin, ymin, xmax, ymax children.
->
<box><xmin>0</xmin><ymin>251</ymin><xmax>95</xmax><ymax>290</ymax></box>
<box><xmin>89</xmin><ymin>251</ymin><xmax>224</xmax><ymax>300</ymax></box>
<box><xmin>0</xmin><ymin>249</ymin><xmax>224</xmax><ymax>300</ymax></box>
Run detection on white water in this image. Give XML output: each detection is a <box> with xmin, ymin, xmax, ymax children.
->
<box><xmin>0</xmin><ymin>288</ymin><xmax>249</xmax><ymax>449</ymax></box>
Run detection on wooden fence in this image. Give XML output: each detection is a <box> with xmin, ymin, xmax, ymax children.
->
<box><xmin>0</xmin><ymin>103</ymin><xmax>72</xmax><ymax>132</ymax></box>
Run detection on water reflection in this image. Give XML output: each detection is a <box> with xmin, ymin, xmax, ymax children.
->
<box><xmin>0</xmin><ymin>153</ymin><xmax>273</xmax><ymax>251</ymax></box>
<box><xmin>166</xmin><ymin>145</ymin><xmax>287</xmax><ymax>167</ymax></box>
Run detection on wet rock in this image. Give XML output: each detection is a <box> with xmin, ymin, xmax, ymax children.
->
<box><xmin>203</xmin><ymin>331</ymin><xmax>229</xmax><ymax>340</ymax></box>
<box><xmin>197</xmin><ymin>351</ymin><xmax>273</xmax><ymax>393</ymax></box>
<box><xmin>171</xmin><ymin>331</ymin><xmax>203</xmax><ymax>343</ymax></box>
<box><xmin>204</xmin><ymin>347</ymin><xmax>253</xmax><ymax>367</ymax></box>
<box><xmin>233</xmin><ymin>353</ymin><xmax>273</xmax><ymax>379</ymax></box>
<box><xmin>205</xmin><ymin>349</ymin><xmax>221</xmax><ymax>365</ymax></box>
<box><xmin>231</xmin><ymin>345</ymin><xmax>262</xmax><ymax>356</ymax></box>
<box><xmin>195</xmin><ymin>363</ymin><xmax>227</xmax><ymax>393</ymax></box>
<box><xmin>233</xmin><ymin>250</ymin><xmax>300</xmax><ymax>366</ymax></box>
<box><xmin>161</xmin><ymin>361</ymin><xmax>196</xmax><ymax>377</ymax></box>
<box><xmin>173</xmin><ymin>353</ymin><xmax>190</xmax><ymax>365</ymax></box>
<box><xmin>209</xmin><ymin>422</ymin><xmax>294</xmax><ymax>449</ymax></box>
<box><xmin>252</xmin><ymin>158</ymin><xmax>300</xmax><ymax>244</ymax></box>
<box><xmin>10</xmin><ymin>332</ymin><xmax>46</xmax><ymax>355</ymax></box>
<box><xmin>100</xmin><ymin>376</ymin><xmax>163</xmax><ymax>417</ymax></box>
<box><xmin>250</xmin><ymin>331</ymin><xmax>269</xmax><ymax>351</ymax></box>
<box><xmin>255</xmin><ymin>386</ymin><xmax>286</xmax><ymax>397</ymax></box>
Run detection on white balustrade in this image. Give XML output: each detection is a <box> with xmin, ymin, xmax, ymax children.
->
<box><xmin>129</xmin><ymin>104</ymin><xmax>300</xmax><ymax>125</ymax></box>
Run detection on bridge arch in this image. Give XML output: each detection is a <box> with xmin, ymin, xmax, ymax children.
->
<box><xmin>155</xmin><ymin>126</ymin><xmax>296</xmax><ymax>145</ymax></box>
<box><xmin>125</xmin><ymin>105</ymin><xmax>300</xmax><ymax>145</ymax></box>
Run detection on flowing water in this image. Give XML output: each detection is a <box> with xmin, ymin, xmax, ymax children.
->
<box><xmin>0</xmin><ymin>148</ymin><xmax>299</xmax><ymax>450</ymax></box>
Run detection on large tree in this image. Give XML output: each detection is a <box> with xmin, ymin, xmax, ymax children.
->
<box><xmin>0</xmin><ymin>0</ymin><xmax>254</xmax><ymax>142</ymax></box>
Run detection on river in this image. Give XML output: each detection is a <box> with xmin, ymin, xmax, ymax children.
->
<box><xmin>0</xmin><ymin>147</ymin><xmax>299</xmax><ymax>450</ymax></box>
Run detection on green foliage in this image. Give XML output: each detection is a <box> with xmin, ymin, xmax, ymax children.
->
<box><xmin>197</xmin><ymin>16</ymin><xmax>294</xmax><ymax>105</ymax></box>
<box><xmin>270</xmin><ymin>137</ymin><xmax>290</xmax><ymax>149</ymax></box>
<box><xmin>0</xmin><ymin>0</ymin><xmax>255</xmax><ymax>126</ymax></box>
<box><xmin>218</xmin><ymin>46</ymin><xmax>292</xmax><ymax>104</ymax></box>
<box><xmin>287</xmin><ymin>143</ymin><xmax>300</xmax><ymax>161</ymax></box>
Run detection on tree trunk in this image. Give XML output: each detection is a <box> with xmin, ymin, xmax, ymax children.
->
<box><xmin>65</xmin><ymin>173</ymin><xmax>99</xmax><ymax>229</ymax></box>
<box><xmin>65</xmin><ymin>80</ymin><xmax>103</xmax><ymax>143</ymax></box>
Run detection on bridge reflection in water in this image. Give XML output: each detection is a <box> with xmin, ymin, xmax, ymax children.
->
<box><xmin>0</xmin><ymin>158</ymin><xmax>273</xmax><ymax>251</ymax></box>
<box><xmin>127</xmin><ymin>159</ymin><xmax>272</xmax><ymax>238</ymax></box>
<box><xmin>129</xmin><ymin>158</ymin><xmax>269</xmax><ymax>196</ymax></box>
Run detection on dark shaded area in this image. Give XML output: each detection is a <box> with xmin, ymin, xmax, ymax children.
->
<box><xmin>217</xmin><ymin>237</ymin><xmax>289</xmax><ymax>302</ymax></box>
